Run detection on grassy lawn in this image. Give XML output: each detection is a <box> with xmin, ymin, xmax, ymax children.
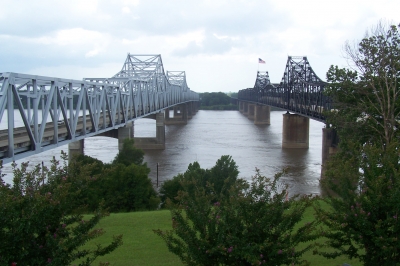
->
<box><xmin>82</xmin><ymin>210</ymin><xmax>183</xmax><ymax>266</ymax></box>
<box><xmin>83</xmin><ymin>206</ymin><xmax>362</xmax><ymax>266</ymax></box>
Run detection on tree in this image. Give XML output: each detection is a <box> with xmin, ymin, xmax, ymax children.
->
<box><xmin>0</xmin><ymin>154</ymin><xmax>122</xmax><ymax>266</ymax></box>
<box><xmin>102</xmin><ymin>163</ymin><xmax>159</xmax><ymax>212</ymax></box>
<box><xmin>317</xmin><ymin>22</ymin><xmax>400</xmax><ymax>265</ymax></box>
<box><xmin>159</xmin><ymin>155</ymin><xmax>239</xmax><ymax>207</ymax></box>
<box><xmin>67</xmin><ymin>138</ymin><xmax>159</xmax><ymax>213</ymax></box>
<box><xmin>155</xmin><ymin>160</ymin><xmax>317</xmax><ymax>265</ymax></box>
<box><xmin>199</xmin><ymin>92</ymin><xmax>237</xmax><ymax>110</ymax></box>
<box><xmin>112</xmin><ymin>138</ymin><xmax>145</xmax><ymax>166</ymax></box>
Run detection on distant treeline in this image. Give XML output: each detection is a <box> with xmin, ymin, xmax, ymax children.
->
<box><xmin>199</xmin><ymin>92</ymin><xmax>238</xmax><ymax>110</ymax></box>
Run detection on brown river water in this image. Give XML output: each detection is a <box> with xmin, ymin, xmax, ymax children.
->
<box><xmin>2</xmin><ymin>110</ymin><xmax>324</xmax><ymax>196</ymax></box>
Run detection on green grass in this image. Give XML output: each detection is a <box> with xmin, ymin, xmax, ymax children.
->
<box><xmin>83</xmin><ymin>206</ymin><xmax>362</xmax><ymax>266</ymax></box>
<box><xmin>298</xmin><ymin>203</ymin><xmax>362</xmax><ymax>266</ymax></box>
<box><xmin>83</xmin><ymin>210</ymin><xmax>183</xmax><ymax>266</ymax></box>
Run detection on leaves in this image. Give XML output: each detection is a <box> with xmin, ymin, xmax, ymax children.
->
<box><xmin>319</xmin><ymin>22</ymin><xmax>400</xmax><ymax>265</ymax></box>
<box><xmin>0</xmin><ymin>154</ymin><xmax>122</xmax><ymax>265</ymax></box>
<box><xmin>155</xmin><ymin>158</ymin><xmax>317</xmax><ymax>266</ymax></box>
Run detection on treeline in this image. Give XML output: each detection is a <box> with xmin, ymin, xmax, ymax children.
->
<box><xmin>199</xmin><ymin>92</ymin><xmax>238</xmax><ymax>110</ymax></box>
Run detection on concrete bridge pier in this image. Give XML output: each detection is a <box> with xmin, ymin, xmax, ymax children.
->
<box><xmin>134</xmin><ymin>112</ymin><xmax>165</xmax><ymax>150</ymax></box>
<box><xmin>187</xmin><ymin>102</ymin><xmax>193</xmax><ymax>119</ymax></box>
<box><xmin>239</xmin><ymin>101</ymin><xmax>244</xmax><ymax>113</ymax></box>
<box><xmin>192</xmin><ymin>101</ymin><xmax>199</xmax><ymax>113</ymax></box>
<box><xmin>241</xmin><ymin>102</ymin><xmax>249</xmax><ymax>116</ymax></box>
<box><xmin>282</xmin><ymin>112</ymin><xmax>309</xmax><ymax>148</ymax></box>
<box><xmin>118</xmin><ymin>121</ymin><xmax>134</xmax><ymax>150</ymax></box>
<box><xmin>68</xmin><ymin>139</ymin><xmax>84</xmax><ymax>163</ymax></box>
<box><xmin>254</xmin><ymin>105</ymin><xmax>270</xmax><ymax>125</ymax></box>
<box><xmin>247</xmin><ymin>104</ymin><xmax>255</xmax><ymax>120</ymax></box>
<box><xmin>165</xmin><ymin>103</ymin><xmax>188</xmax><ymax>125</ymax></box>
<box><xmin>321</xmin><ymin>127</ymin><xmax>339</xmax><ymax>176</ymax></box>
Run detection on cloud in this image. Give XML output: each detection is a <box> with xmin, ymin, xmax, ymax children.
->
<box><xmin>172</xmin><ymin>31</ymin><xmax>239</xmax><ymax>56</ymax></box>
<box><xmin>0</xmin><ymin>0</ymin><xmax>399</xmax><ymax>92</ymax></box>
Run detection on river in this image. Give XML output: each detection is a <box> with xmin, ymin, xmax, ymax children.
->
<box><xmin>1</xmin><ymin>110</ymin><xmax>324</xmax><ymax>196</ymax></box>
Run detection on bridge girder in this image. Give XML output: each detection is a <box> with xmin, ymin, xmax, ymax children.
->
<box><xmin>238</xmin><ymin>56</ymin><xmax>331</xmax><ymax>122</ymax></box>
<box><xmin>0</xmin><ymin>54</ymin><xmax>199</xmax><ymax>163</ymax></box>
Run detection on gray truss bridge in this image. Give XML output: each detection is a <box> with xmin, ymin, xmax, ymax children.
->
<box><xmin>238</xmin><ymin>56</ymin><xmax>331</xmax><ymax>122</ymax></box>
<box><xmin>0</xmin><ymin>54</ymin><xmax>199</xmax><ymax>164</ymax></box>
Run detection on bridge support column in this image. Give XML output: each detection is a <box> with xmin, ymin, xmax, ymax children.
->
<box><xmin>174</xmin><ymin>106</ymin><xmax>180</xmax><ymax>117</ymax></box>
<box><xmin>247</xmin><ymin>104</ymin><xmax>255</xmax><ymax>120</ymax></box>
<box><xmin>68</xmin><ymin>139</ymin><xmax>84</xmax><ymax>163</ymax></box>
<box><xmin>118</xmin><ymin>121</ymin><xmax>134</xmax><ymax>150</ymax></box>
<box><xmin>187</xmin><ymin>102</ymin><xmax>193</xmax><ymax>119</ymax></box>
<box><xmin>242</xmin><ymin>102</ymin><xmax>249</xmax><ymax>116</ymax></box>
<box><xmin>282</xmin><ymin>113</ymin><xmax>309</xmax><ymax>148</ymax></box>
<box><xmin>134</xmin><ymin>112</ymin><xmax>165</xmax><ymax>149</ymax></box>
<box><xmin>192</xmin><ymin>101</ymin><xmax>199</xmax><ymax>113</ymax></box>
<box><xmin>239</xmin><ymin>101</ymin><xmax>244</xmax><ymax>113</ymax></box>
<box><xmin>321</xmin><ymin>127</ymin><xmax>339</xmax><ymax>177</ymax></box>
<box><xmin>165</xmin><ymin>107</ymin><xmax>170</xmax><ymax>119</ymax></box>
<box><xmin>165</xmin><ymin>103</ymin><xmax>188</xmax><ymax>125</ymax></box>
<box><xmin>254</xmin><ymin>105</ymin><xmax>270</xmax><ymax>125</ymax></box>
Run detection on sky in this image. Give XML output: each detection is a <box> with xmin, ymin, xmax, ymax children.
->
<box><xmin>0</xmin><ymin>0</ymin><xmax>399</xmax><ymax>93</ymax></box>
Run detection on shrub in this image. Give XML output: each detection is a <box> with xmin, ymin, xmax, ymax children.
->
<box><xmin>159</xmin><ymin>155</ymin><xmax>239</xmax><ymax>207</ymax></box>
<box><xmin>155</xmin><ymin>160</ymin><xmax>317</xmax><ymax>265</ymax></box>
<box><xmin>0</xmin><ymin>154</ymin><xmax>122</xmax><ymax>265</ymax></box>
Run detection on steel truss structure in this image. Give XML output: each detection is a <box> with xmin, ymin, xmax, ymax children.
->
<box><xmin>238</xmin><ymin>56</ymin><xmax>331</xmax><ymax>122</ymax></box>
<box><xmin>0</xmin><ymin>54</ymin><xmax>199</xmax><ymax>163</ymax></box>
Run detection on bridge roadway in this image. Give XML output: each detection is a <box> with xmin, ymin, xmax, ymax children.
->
<box><xmin>0</xmin><ymin>116</ymin><xmax>100</xmax><ymax>157</ymax></box>
<box><xmin>0</xmin><ymin>101</ymin><xmax>198</xmax><ymax>164</ymax></box>
<box><xmin>0</xmin><ymin>54</ymin><xmax>199</xmax><ymax>164</ymax></box>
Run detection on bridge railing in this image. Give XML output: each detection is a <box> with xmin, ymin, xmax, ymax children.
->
<box><xmin>238</xmin><ymin>56</ymin><xmax>332</xmax><ymax>122</ymax></box>
<box><xmin>0</xmin><ymin>54</ymin><xmax>199</xmax><ymax>163</ymax></box>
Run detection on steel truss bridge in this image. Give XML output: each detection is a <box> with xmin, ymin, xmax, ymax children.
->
<box><xmin>0</xmin><ymin>54</ymin><xmax>199</xmax><ymax>164</ymax></box>
<box><xmin>238</xmin><ymin>56</ymin><xmax>331</xmax><ymax>122</ymax></box>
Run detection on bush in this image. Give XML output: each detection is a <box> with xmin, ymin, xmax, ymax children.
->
<box><xmin>155</xmin><ymin>159</ymin><xmax>317</xmax><ymax>265</ymax></box>
<box><xmin>0</xmin><ymin>154</ymin><xmax>122</xmax><ymax>265</ymax></box>
<box><xmin>159</xmin><ymin>155</ymin><xmax>239</xmax><ymax>207</ymax></box>
<box><xmin>102</xmin><ymin>163</ymin><xmax>160</xmax><ymax>212</ymax></box>
<box><xmin>316</xmin><ymin>22</ymin><xmax>400</xmax><ymax>265</ymax></box>
<box><xmin>69</xmin><ymin>138</ymin><xmax>159</xmax><ymax>212</ymax></box>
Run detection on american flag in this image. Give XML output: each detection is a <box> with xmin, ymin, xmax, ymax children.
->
<box><xmin>258</xmin><ymin>58</ymin><xmax>265</xmax><ymax>64</ymax></box>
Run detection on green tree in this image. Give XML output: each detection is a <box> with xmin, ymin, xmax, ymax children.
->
<box><xmin>155</xmin><ymin>160</ymin><xmax>317</xmax><ymax>265</ymax></box>
<box><xmin>0</xmin><ymin>154</ymin><xmax>122</xmax><ymax>266</ymax></box>
<box><xmin>199</xmin><ymin>92</ymin><xmax>237</xmax><ymax>110</ymax></box>
<box><xmin>67</xmin><ymin>138</ymin><xmax>159</xmax><ymax>212</ymax></box>
<box><xmin>102</xmin><ymin>163</ymin><xmax>159</xmax><ymax>212</ymax></box>
<box><xmin>112</xmin><ymin>138</ymin><xmax>145</xmax><ymax>166</ymax></box>
<box><xmin>159</xmin><ymin>155</ymin><xmax>239</xmax><ymax>207</ymax></box>
<box><xmin>317</xmin><ymin>22</ymin><xmax>400</xmax><ymax>265</ymax></box>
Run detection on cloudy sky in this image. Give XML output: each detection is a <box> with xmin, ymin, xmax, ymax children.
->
<box><xmin>0</xmin><ymin>0</ymin><xmax>399</xmax><ymax>93</ymax></box>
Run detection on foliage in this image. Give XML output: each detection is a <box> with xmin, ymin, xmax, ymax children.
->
<box><xmin>159</xmin><ymin>155</ymin><xmax>239</xmax><ymax>207</ymax></box>
<box><xmin>155</xmin><ymin>159</ymin><xmax>317</xmax><ymax>266</ymax></box>
<box><xmin>318</xmin><ymin>22</ymin><xmax>400</xmax><ymax>265</ymax></box>
<box><xmin>68</xmin><ymin>138</ymin><xmax>159</xmax><ymax>212</ymax></box>
<box><xmin>102</xmin><ymin>163</ymin><xmax>160</xmax><ymax>212</ymax></box>
<box><xmin>0</xmin><ymin>153</ymin><xmax>122</xmax><ymax>266</ymax></box>
<box><xmin>112</xmin><ymin>138</ymin><xmax>145</xmax><ymax>166</ymax></box>
<box><xmin>200</xmin><ymin>92</ymin><xmax>235</xmax><ymax>107</ymax></box>
<box><xmin>159</xmin><ymin>174</ymin><xmax>184</xmax><ymax>208</ymax></box>
<box><xmin>226</xmin><ymin>92</ymin><xmax>238</xmax><ymax>98</ymax></box>
<box><xmin>200</xmin><ymin>104</ymin><xmax>238</xmax><ymax>110</ymax></box>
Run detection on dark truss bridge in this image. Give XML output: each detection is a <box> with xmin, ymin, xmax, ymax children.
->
<box><xmin>238</xmin><ymin>56</ymin><xmax>331</xmax><ymax>122</ymax></box>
